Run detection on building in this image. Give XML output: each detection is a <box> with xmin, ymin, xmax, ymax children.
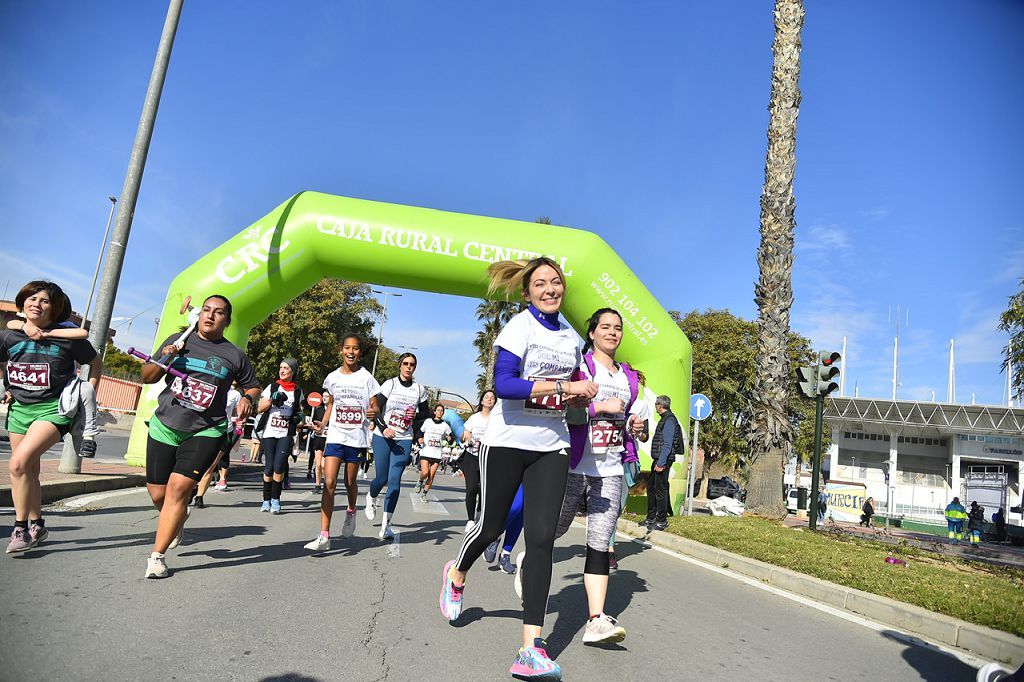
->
<box><xmin>824</xmin><ymin>397</ymin><xmax>1024</xmax><ymax>527</ymax></box>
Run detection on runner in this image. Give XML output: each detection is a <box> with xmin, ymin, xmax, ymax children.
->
<box><xmin>194</xmin><ymin>381</ymin><xmax>242</xmax><ymax>508</ymax></box>
<box><xmin>417</xmin><ymin>404</ymin><xmax>452</xmax><ymax>502</ymax></box>
<box><xmin>305</xmin><ymin>399</ymin><xmax>327</xmax><ymax>494</ymax></box>
<box><xmin>438</xmin><ymin>257</ymin><xmax>597</xmax><ymax>681</ymax></box>
<box><xmin>304</xmin><ymin>334</ymin><xmax>379</xmax><ymax>551</ymax></box>
<box><xmin>2</xmin><ymin>281</ymin><xmax>101</xmax><ymax>553</ymax></box>
<box><xmin>257</xmin><ymin>358</ymin><xmax>304</xmax><ymax>514</ymax></box>
<box><xmin>460</xmin><ymin>389</ymin><xmax>495</xmax><ymax>532</ymax></box>
<box><xmin>553</xmin><ymin>308</ymin><xmax>650</xmax><ymax>644</ymax></box>
<box><xmin>484</xmin><ymin>485</ymin><xmax>525</xmax><ymax>576</ymax></box>
<box><xmin>139</xmin><ymin>294</ymin><xmax>260</xmax><ymax>578</ymax></box>
<box><xmin>365</xmin><ymin>352</ymin><xmax>430</xmax><ymax>539</ymax></box>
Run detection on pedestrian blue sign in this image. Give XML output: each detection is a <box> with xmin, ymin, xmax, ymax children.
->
<box><xmin>690</xmin><ymin>393</ymin><xmax>713</xmax><ymax>421</ymax></box>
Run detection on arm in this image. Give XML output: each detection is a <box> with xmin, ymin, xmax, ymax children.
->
<box><xmin>318</xmin><ymin>394</ymin><xmax>333</xmax><ymax>432</ymax></box>
<box><xmin>493</xmin><ymin>348</ymin><xmax>597</xmax><ymax>401</ymax></box>
<box><xmin>9</xmin><ymin>319</ymin><xmax>89</xmax><ymax>340</ymax></box>
<box><xmin>141</xmin><ymin>342</ymin><xmax>179</xmax><ymax>384</ymax></box>
<box><xmin>87</xmin><ymin>354</ymin><xmax>102</xmax><ymax>390</ymax></box>
<box><xmin>236</xmin><ymin>387</ymin><xmax>260</xmax><ymax>423</ymax></box>
<box><xmin>655</xmin><ymin>418</ymin><xmax>676</xmax><ymax>470</ymax></box>
<box><xmin>372</xmin><ymin>393</ymin><xmax>389</xmax><ymax>434</ymax></box>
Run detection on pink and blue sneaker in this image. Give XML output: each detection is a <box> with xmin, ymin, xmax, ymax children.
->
<box><xmin>510</xmin><ymin>638</ymin><xmax>561</xmax><ymax>680</ymax></box>
<box><xmin>439</xmin><ymin>559</ymin><xmax>464</xmax><ymax>622</ymax></box>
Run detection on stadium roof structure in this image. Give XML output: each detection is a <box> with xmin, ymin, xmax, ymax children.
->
<box><xmin>825</xmin><ymin>397</ymin><xmax>1024</xmax><ymax>438</ymax></box>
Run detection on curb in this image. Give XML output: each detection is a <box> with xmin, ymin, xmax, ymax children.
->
<box><xmin>616</xmin><ymin>518</ymin><xmax>1024</xmax><ymax>666</ymax></box>
<box><xmin>1</xmin><ymin>474</ymin><xmax>147</xmax><ymax>507</ymax></box>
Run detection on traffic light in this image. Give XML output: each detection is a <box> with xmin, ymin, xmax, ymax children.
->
<box><xmin>796</xmin><ymin>366</ymin><xmax>818</xmax><ymax>398</ymax></box>
<box><xmin>816</xmin><ymin>351</ymin><xmax>841</xmax><ymax>397</ymax></box>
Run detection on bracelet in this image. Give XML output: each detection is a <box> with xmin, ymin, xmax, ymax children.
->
<box><xmin>241</xmin><ymin>393</ymin><xmax>255</xmax><ymax>403</ymax></box>
<box><xmin>555</xmin><ymin>380</ymin><xmax>565</xmax><ymax>395</ymax></box>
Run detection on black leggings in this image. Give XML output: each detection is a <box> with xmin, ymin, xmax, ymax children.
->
<box><xmin>262</xmin><ymin>436</ymin><xmax>293</xmax><ymax>476</ymax></box>
<box><xmin>455</xmin><ymin>444</ymin><xmax>568</xmax><ymax>627</ymax></box>
<box><xmin>462</xmin><ymin>452</ymin><xmax>481</xmax><ymax>521</ymax></box>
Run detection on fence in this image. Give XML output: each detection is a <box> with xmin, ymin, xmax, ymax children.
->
<box><xmin>96</xmin><ymin>376</ymin><xmax>143</xmax><ymax>413</ymax></box>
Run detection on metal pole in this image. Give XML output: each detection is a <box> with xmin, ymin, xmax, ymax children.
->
<box><xmin>808</xmin><ymin>395</ymin><xmax>824</xmax><ymax>530</ymax></box>
<box><xmin>371</xmin><ymin>291</ymin><xmax>390</xmax><ymax>376</ymax></box>
<box><xmin>82</xmin><ymin>196</ymin><xmax>118</xmax><ymax>328</ymax></box>
<box><xmin>686</xmin><ymin>419</ymin><xmax>699</xmax><ymax>516</ymax></box>
<box><xmin>59</xmin><ymin>0</ymin><xmax>184</xmax><ymax>474</ymax></box>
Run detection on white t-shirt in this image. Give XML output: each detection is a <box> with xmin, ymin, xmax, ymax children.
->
<box><xmin>482</xmin><ymin>310</ymin><xmax>581</xmax><ymax>452</ymax></box>
<box><xmin>376</xmin><ymin>377</ymin><xmax>428</xmax><ymax>441</ymax></box>
<box><xmin>420</xmin><ymin>419</ymin><xmax>452</xmax><ymax>460</ymax></box>
<box><xmin>322</xmin><ymin>367</ymin><xmax>380</xmax><ymax>448</ymax></box>
<box><xmin>463</xmin><ymin>412</ymin><xmax>489</xmax><ymax>456</ymax></box>
<box><xmin>573</xmin><ymin>361</ymin><xmax>650</xmax><ymax>477</ymax></box>
<box><xmin>260</xmin><ymin>384</ymin><xmax>299</xmax><ymax>439</ymax></box>
<box><xmin>225</xmin><ymin>388</ymin><xmax>241</xmax><ymax>430</ymax></box>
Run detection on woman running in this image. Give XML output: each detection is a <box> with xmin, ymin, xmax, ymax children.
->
<box><xmin>304</xmin><ymin>334</ymin><xmax>379</xmax><ymax>551</ymax></box>
<box><xmin>460</xmin><ymin>389</ymin><xmax>495</xmax><ymax>532</ymax></box>
<box><xmin>2</xmin><ymin>281</ymin><xmax>101</xmax><ymax>553</ymax></box>
<box><xmin>140</xmin><ymin>294</ymin><xmax>260</xmax><ymax>578</ymax></box>
<box><xmin>485</xmin><ymin>485</ymin><xmax>525</xmax><ymax>576</ymax></box>
<box><xmin>257</xmin><ymin>358</ymin><xmax>303</xmax><ymax>514</ymax></box>
<box><xmin>554</xmin><ymin>308</ymin><xmax>649</xmax><ymax>644</ymax></box>
<box><xmin>365</xmin><ymin>352</ymin><xmax>430</xmax><ymax>539</ymax></box>
<box><xmin>439</xmin><ymin>257</ymin><xmax>597</xmax><ymax>681</ymax></box>
<box><xmin>417</xmin><ymin>404</ymin><xmax>452</xmax><ymax>502</ymax></box>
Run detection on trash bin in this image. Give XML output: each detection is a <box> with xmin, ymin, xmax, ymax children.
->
<box><xmin>797</xmin><ymin>487</ymin><xmax>808</xmax><ymax>510</ymax></box>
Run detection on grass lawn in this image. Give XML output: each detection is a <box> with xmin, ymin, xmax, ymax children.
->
<box><xmin>626</xmin><ymin>513</ymin><xmax>1024</xmax><ymax>637</ymax></box>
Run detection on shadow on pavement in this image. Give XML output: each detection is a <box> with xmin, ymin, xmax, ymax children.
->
<box><xmin>880</xmin><ymin>629</ymin><xmax>979</xmax><ymax>681</ymax></box>
<box><xmin>451</xmin><ymin>606</ymin><xmax>522</xmax><ymax>628</ymax></box>
<box><xmin>260</xmin><ymin>675</ymin><xmax>323</xmax><ymax>682</ymax></box>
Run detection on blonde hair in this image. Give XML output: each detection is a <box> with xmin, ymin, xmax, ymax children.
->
<box><xmin>486</xmin><ymin>257</ymin><xmax>567</xmax><ymax>300</ymax></box>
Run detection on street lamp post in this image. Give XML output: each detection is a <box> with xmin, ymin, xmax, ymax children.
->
<box><xmin>370</xmin><ymin>289</ymin><xmax>402</xmax><ymax>376</ymax></box>
<box><xmin>82</xmin><ymin>195</ymin><xmax>117</xmax><ymax>329</ymax></box>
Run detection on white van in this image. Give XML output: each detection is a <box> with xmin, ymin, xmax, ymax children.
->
<box><xmin>786</xmin><ymin>487</ymin><xmax>800</xmax><ymax>513</ymax></box>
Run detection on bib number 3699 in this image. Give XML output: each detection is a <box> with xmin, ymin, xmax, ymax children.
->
<box><xmin>334</xmin><ymin>404</ymin><xmax>364</xmax><ymax>429</ymax></box>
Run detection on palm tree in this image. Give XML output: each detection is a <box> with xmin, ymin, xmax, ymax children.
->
<box><xmin>745</xmin><ymin>0</ymin><xmax>805</xmax><ymax>518</ymax></box>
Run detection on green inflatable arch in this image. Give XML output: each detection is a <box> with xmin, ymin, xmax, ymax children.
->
<box><xmin>126</xmin><ymin>192</ymin><xmax>693</xmax><ymax>508</ymax></box>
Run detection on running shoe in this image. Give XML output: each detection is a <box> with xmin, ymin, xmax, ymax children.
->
<box><xmin>379</xmin><ymin>524</ymin><xmax>395</xmax><ymax>540</ymax></box>
<box><xmin>420</xmin><ymin>490</ymin><xmax>428</xmax><ymax>503</ymax></box>
<box><xmin>313</xmin><ymin>484</ymin><xmax>323</xmax><ymax>495</ymax></box>
<box><xmin>514</xmin><ymin>550</ymin><xmax>526</xmax><ymax>599</ymax></box>
<box><xmin>168</xmin><ymin>507</ymin><xmax>189</xmax><ymax>550</ymax></box>
<box><xmin>6</xmin><ymin>526</ymin><xmax>30</xmax><ymax>554</ymax></box>
<box><xmin>145</xmin><ymin>553</ymin><xmax>168</xmax><ymax>579</ymax></box>
<box><xmin>260</xmin><ymin>501</ymin><xmax>271</xmax><ymax>512</ymax></box>
<box><xmin>415</xmin><ymin>479</ymin><xmax>423</xmax><ymax>493</ymax></box>
<box><xmin>509</xmin><ymin>638</ymin><xmax>561</xmax><ymax>680</ymax></box>
<box><xmin>80</xmin><ymin>437</ymin><xmax>97</xmax><ymax>458</ymax></box>
<box><xmin>484</xmin><ymin>539</ymin><xmax>500</xmax><ymax>563</ymax></box>
<box><xmin>342</xmin><ymin>510</ymin><xmax>357</xmax><ymax>538</ymax></box>
<box><xmin>304</xmin><ymin>534</ymin><xmax>331</xmax><ymax>552</ymax></box>
<box><xmin>498</xmin><ymin>551</ymin><xmax>517</xmax><ymax>575</ymax></box>
<box><xmin>365</xmin><ymin>491</ymin><xmax>377</xmax><ymax>521</ymax></box>
<box><xmin>439</xmin><ymin>559</ymin><xmax>465</xmax><ymax>622</ymax></box>
<box><xmin>306</xmin><ymin>470</ymin><xmax>313</xmax><ymax>480</ymax></box>
<box><xmin>270</xmin><ymin>499</ymin><xmax>282</xmax><ymax>515</ymax></box>
<box><xmin>464</xmin><ymin>520</ymin><xmax>475</xmax><ymax>534</ymax></box>
<box><xmin>214</xmin><ymin>481</ymin><xmax>228</xmax><ymax>492</ymax></box>
<box><xmin>582</xmin><ymin>614</ymin><xmax>626</xmax><ymax>644</ymax></box>
<box><xmin>29</xmin><ymin>522</ymin><xmax>48</xmax><ymax>548</ymax></box>
<box><xmin>195</xmin><ymin>495</ymin><xmax>205</xmax><ymax>509</ymax></box>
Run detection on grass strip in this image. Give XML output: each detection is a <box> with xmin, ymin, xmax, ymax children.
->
<box><xmin>627</xmin><ymin>514</ymin><xmax>1024</xmax><ymax>637</ymax></box>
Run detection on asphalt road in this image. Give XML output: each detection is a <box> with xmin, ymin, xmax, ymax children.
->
<box><xmin>0</xmin><ymin>444</ymin><xmax>989</xmax><ymax>681</ymax></box>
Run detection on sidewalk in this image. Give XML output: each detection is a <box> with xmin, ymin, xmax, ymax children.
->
<box><xmin>0</xmin><ymin>458</ymin><xmax>146</xmax><ymax>507</ymax></box>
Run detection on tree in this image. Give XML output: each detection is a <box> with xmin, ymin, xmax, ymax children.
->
<box><xmin>247</xmin><ymin>280</ymin><xmax>382</xmax><ymax>396</ymax></box>
<box><xmin>102</xmin><ymin>341</ymin><xmax>143</xmax><ymax>381</ymax></box>
<box><xmin>746</xmin><ymin>0</ymin><xmax>806</xmax><ymax>519</ymax></box>
<box><xmin>999</xmin><ymin>278</ymin><xmax>1024</xmax><ymax>402</ymax></box>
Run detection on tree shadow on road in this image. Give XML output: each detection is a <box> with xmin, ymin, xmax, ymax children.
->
<box><xmin>879</xmin><ymin>630</ymin><xmax>981</xmax><ymax>681</ymax></box>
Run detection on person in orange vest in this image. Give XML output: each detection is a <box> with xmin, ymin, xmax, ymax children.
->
<box><xmin>944</xmin><ymin>497</ymin><xmax>967</xmax><ymax>545</ymax></box>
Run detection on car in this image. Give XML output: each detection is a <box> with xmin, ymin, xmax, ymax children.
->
<box><xmin>707</xmin><ymin>476</ymin><xmax>743</xmax><ymax>500</ymax></box>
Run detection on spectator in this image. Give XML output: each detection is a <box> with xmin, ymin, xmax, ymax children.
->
<box><xmin>860</xmin><ymin>497</ymin><xmax>874</xmax><ymax>527</ymax></box>
<box><xmin>944</xmin><ymin>497</ymin><xmax>967</xmax><ymax>545</ymax></box>
<box><xmin>645</xmin><ymin>395</ymin><xmax>683</xmax><ymax>531</ymax></box>
<box><xmin>992</xmin><ymin>507</ymin><xmax>1007</xmax><ymax>543</ymax></box>
<box><xmin>817</xmin><ymin>488</ymin><xmax>828</xmax><ymax>523</ymax></box>
<box><xmin>967</xmin><ymin>501</ymin><xmax>985</xmax><ymax>546</ymax></box>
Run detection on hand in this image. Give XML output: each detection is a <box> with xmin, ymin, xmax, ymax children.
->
<box><xmin>23</xmin><ymin>320</ymin><xmax>45</xmax><ymax>340</ymax></box>
<box><xmin>1</xmin><ymin>391</ymin><xmax>11</xmax><ymax>405</ymax></box>
<box><xmin>236</xmin><ymin>396</ymin><xmax>253</xmax><ymax>422</ymax></box>
<box><xmin>367</xmin><ymin>403</ymin><xmax>379</xmax><ymax>422</ymax></box>
<box><xmin>654</xmin><ymin>464</ymin><xmax>666</xmax><ymax>472</ymax></box>
<box><xmin>272</xmin><ymin>391</ymin><xmax>287</xmax><ymax>407</ymax></box>
<box><xmin>628</xmin><ymin>415</ymin><xmax>644</xmax><ymax>436</ymax></box>
<box><xmin>383</xmin><ymin>428</ymin><xmax>396</xmax><ymax>439</ymax></box>
<box><xmin>600</xmin><ymin>397</ymin><xmax>626</xmax><ymax>415</ymax></box>
<box><xmin>569</xmin><ymin>380</ymin><xmax>599</xmax><ymax>400</ymax></box>
<box><xmin>160</xmin><ymin>345</ymin><xmax>178</xmax><ymax>360</ymax></box>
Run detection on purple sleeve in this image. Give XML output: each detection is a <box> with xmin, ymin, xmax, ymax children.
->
<box><xmin>494</xmin><ymin>348</ymin><xmax>534</xmax><ymax>400</ymax></box>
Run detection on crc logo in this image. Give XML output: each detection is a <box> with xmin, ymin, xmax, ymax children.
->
<box><xmin>215</xmin><ymin>225</ymin><xmax>291</xmax><ymax>284</ymax></box>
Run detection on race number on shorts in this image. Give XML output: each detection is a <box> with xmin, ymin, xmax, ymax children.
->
<box><xmin>170</xmin><ymin>375</ymin><xmax>217</xmax><ymax>412</ymax></box>
<box><xmin>7</xmin><ymin>362</ymin><xmax>51</xmax><ymax>391</ymax></box>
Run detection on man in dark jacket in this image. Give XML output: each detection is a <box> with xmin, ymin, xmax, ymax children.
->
<box><xmin>646</xmin><ymin>395</ymin><xmax>684</xmax><ymax>531</ymax></box>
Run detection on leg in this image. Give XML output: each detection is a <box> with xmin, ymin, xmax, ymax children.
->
<box><xmin>153</xmin><ymin>473</ymin><xmax>196</xmax><ymax>553</ymax></box>
<box><xmin>315</xmin><ymin>449</ymin><xmax>324</xmax><ymax>486</ymax></box>
<box><xmin>582</xmin><ymin>475</ymin><xmax>623</xmax><ymax>617</ymax></box>
<box><xmin>502</xmin><ymin>485</ymin><xmax>526</xmax><ymax>553</ymax></box>
<box><xmin>462</xmin><ymin>452</ymin><xmax>481</xmax><ymax>521</ymax></box>
<box><xmin>425</xmin><ymin>460</ymin><xmax>440</xmax><ymax>492</ymax></box>
<box><xmin>645</xmin><ymin>468</ymin><xmax>657</xmax><ymax>524</ymax></box>
<box><xmin>555</xmin><ymin>474</ymin><xmax>587</xmax><ymax>541</ymax></box>
<box><xmin>384</xmin><ymin>439</ymin><xmax>412</xmax><ymax>515</ymax></box>
<box><xmin>344</xmin><ymin>460</ymin><xmax>360</xmax><ymax>510</ymax></box>
<box><xmin>151</xmin><ymin>434</ymin><xmax>220</xmax><ymax>553</ymax></box>
<box><xmin>419</xmin><ymin>458</ymin><xmax>429</xmax><ymax>486</ymax></box>
<box><xmin>8</xmin><ymin>422</ymin><xmax>61</xmax><ymax>522</ymax></box>
<box><xmin>78</xmin><ymin>381</ymin><xmax>100</xmax><ymax>437</ymax></box>
<box><xmin>320</xmin><ymin>455</ymin><xmax>342</xmax><ymax>532</ymax></box>
<box><xmin>519</xmin><ymin>449</ymin><xmax>570</xmax><ymax>645</ymax></box>
<box><xmin>369</xmin><ymin>434</ymin><xmax>392</xmax><ymax>500</ymax></box>
<box><xmin>653</xmin><ymin>468</ymin><xmax>670</xmax><ymax>523</ymax></box>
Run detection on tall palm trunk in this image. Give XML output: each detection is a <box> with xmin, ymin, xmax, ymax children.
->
<box><xmin>745</xmin><ymin>0</ymin><xmax>805</xmax><ymax>518</ymax></box>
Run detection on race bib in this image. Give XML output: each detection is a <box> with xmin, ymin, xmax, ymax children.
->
<box><xmin>170</xmin><ymin>375</ymin><xmax>217</xmax><ymax>412</ymax></box>
<box><xmin>386</xmin><ymin>406</ymin><xmax>414</xmax><ymax>431</ymax></box>
<box><xmin>7</xmin><ymin>362</ymin><xmax>51</xmax><ymax>391</ymax></box>
<box><xmin>589</xmin><ymin>419</ymin><xmax>626</xmax><ymax>453</ymax></box>
<box><xmin>524</xmin><ymin>376</ymin><xmax>566</xmax><ymax>416</ymax></box>
<box><xmin>270</xmin><ymin>414</ymin><xmax>290</xmax><ymax>430</ymax></box>
<box><xmin>334</xmin><ymin>404</ymin><xmax>364</xmax><ymax>429</ymax></box>
<box><xmin>427</xmin><ymin>437</ymin><xmax>442</xmax><ymax>448</ymax></box>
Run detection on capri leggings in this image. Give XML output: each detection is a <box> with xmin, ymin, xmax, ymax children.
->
<box><xmin>461</xmin><ymin>452</ymin><xmax>481</xmax><ymax>521</ymax></box>
<box><xmin>609</xmin><ymin>461</ymin><xmax>640</xmax><ymax>549</ymax></box>
<box><xmin>455</xmin><ymin>444</ymin><xmax>568</xmax><ymax>627</ymax></box>
<box><xmin>555</xmin><ymin>473</ymin><xmax>624</xmax><ymax>576</ymax></box>
<box><xmin>262</xmin><ymin>436</ymin><xmax>293</xmax><ymax>476</ymax></box>
<box><xmin>370</xmin><ymin>433</ymin><xmax>413</xmax><ymax>514</ymax></box>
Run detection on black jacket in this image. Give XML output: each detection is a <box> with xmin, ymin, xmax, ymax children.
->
<box><xmin>650</xmin><ymin>408</ymin><xmax>684</xmax><ymax>467</ymax></box>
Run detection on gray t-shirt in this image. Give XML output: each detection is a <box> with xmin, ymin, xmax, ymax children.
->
<box><xmin>153</xmin><ymin>333</ymin><xmax>259</xmax><ymax>433</ymax></box>
<box><xmin>0</xmin><ymin>329</ymin><xmax>97</xmax><ymax>404</ymax></box>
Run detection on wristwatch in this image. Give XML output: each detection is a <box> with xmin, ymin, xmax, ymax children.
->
<box><xmin>241</xmin><ymin>394</ymin><xmax>255</xmax><ymax>404</ymax></box>
<box><xmin>555</xmin><ymin>380</ymin><xmax>565</xmax><ymax>395</ymax></box>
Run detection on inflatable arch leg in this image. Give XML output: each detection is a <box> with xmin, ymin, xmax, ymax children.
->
<box><xmin>127</xmin><ymin>192</ymin><xmax>693</xmax><ymax>511</ymax></box>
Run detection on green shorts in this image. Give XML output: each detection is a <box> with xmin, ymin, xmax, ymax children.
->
<box><xmin>148</xmin><ymin>415</ymin><xmax>228</xmax><ymax>447</ymax></box>
<box><xmin>6</xmin><ymin>398</ymin><xmax>73</xmax><ymax>436</ymax></box>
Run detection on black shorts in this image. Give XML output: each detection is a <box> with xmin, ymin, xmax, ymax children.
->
<box><xmin>311</xmin><ymin>436</ymin><xmax>327</xmax><ymax>452</ymax></box>
<box><xmin>421</xmin><ymin>456</ymin><xmax>441</xmax><ymax>466</ymax></box>
<box><xmin>146</xmin><ymin>434</ymin><xmax>225</xmax><ymax>485</ymax></box>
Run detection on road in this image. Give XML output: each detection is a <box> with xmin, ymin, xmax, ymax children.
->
<box><xmin>0</xmin><ymin>435</ymin><xmax>987</xmax><ymax>681</ymax></box>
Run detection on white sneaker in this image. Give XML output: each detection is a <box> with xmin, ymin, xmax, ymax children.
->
<box><xmin>379</xmin><ymin>524</ymin><xmax>394</xmax><ymax>540</ymax></box>
<box><xmin>583</xmin><ymin>613</ymin><xmax>626</xmax><ymax>644</ymax></box>
<box><xmin>365</xmin><ymin>491</ymin><xmax>377</xmax><ymax>521</ymax></box>
<box><xmin>304</xmin><ymin>535</ymin><xmax>331</xmax><ymax>552</ymax></box>
<box><xmin>145</xmin><ymin>553</ymin><xmax>168</xmax><ymax>579</ymax></box>
<box><xmin>513</xmin><ymin>551</ymin><xmax>526</xmax><ymax>599</ymax></box>
<box><xmin>464</xmin><ymin>520</ymin><xmax>474</xmax><ymax>533</ymax></box>
<box><xmin>342</xmin><ymin>510</ymin><xmax>357</xmax><ymax>538</ymax></box>
<box><xmin>214</xmin><ymin>481</ymin><xmax>228</xmax><ymax>492</ymax></box>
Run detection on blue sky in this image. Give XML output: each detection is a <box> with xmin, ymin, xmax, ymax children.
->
<box><xmin>1</xmin><ymin>1</ymin><xmax>1021</xmax><ymax>405</ymax></box>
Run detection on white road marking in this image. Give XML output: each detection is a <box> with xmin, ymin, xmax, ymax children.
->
<box><xmin>58</xmin><ymin>487</ymin><xmax>148</xmax><ymax>509</ymax></box>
